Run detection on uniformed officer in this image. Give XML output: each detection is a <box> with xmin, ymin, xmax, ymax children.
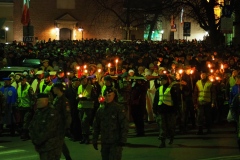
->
<box><xmin>52</xmin><ymin>83</ymin><xmax>72</xmax><ymax>160</ymax></box>
<box><xmin>16</xmin><ymin>76</ymin><xmax>34</xmax><ymax>139</ymax></box>
<box><xmin>0</xmin><ymin>77</ymin><xmax>17</xmax><ymax>136</ymax></box>
<box><xmin>77</xmin><ymin>75</ymin><xmax>94</xmax><ymax>144</ymax></box>
<box><xmin>39</xmin><ymin>72</ymin><xmax>54</xmax><ymax>102</ymax></box>
<box><xmin>193</xmin><ymin>72</ymin><xmax>216</xmax><ymax>135</ymax></box>
<box><xmin>29</xmin><ymin>93</ymin><xmax>62</xmax><ymax>160</ymax></box>
<box><xmin>153</xmin><ymin>74</ymin><xmax>179</xmax><ymax>148</ymax></box>
<box><xmin>92</xmin><ymin>88</ymin><xmax>129</xmax><ymax>160</ymax></box>
<box><xmin>41</xmin><ymin>59</ymin><xmax>54</xmax><ymax>71</ymax></box>
<box><xmin>52</xmin><ymin>69</ymin><xmax>69</xmax><ymax>89</ymax></box>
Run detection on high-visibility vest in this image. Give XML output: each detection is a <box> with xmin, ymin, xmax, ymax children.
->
<box><xmin>229</xmin><ymin>76</ymin><xmax>236</xmax><ymax>92</ymax></box>
<box><xmin>101</xmin><ymin>85</ymin><xmax>106</xmax><ymax>96</ymax></box>
<box><xmin>77</xmin><ymin>84</ymin><xmax>93</xmax><ymax>109</ymax></box>
<box><xmin>158</xmin><ymin>82</ymin><xmax>177</xmax><ymax>106</ymax></box>
<box><xmin>17</xmin><ymin>84</ymin><xmax>30</xmax><ymax>108</ymax></box>
<box><xmin>196</xmin><ymin>80</ymin><xmax>212</xmax><ymax>103</ymax></box>
<box><xmin>39</xmin><ymin>81</ymin><xmax>53</xmax><ymax>94</ymax></box>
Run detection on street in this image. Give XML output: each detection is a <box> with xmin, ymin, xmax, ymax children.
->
<box><xmin>0</xmin><ymin>122</ymin><xmax>239</xmax><ymax>160</ymax></box>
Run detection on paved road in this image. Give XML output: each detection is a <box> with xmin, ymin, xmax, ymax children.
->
<box><xmin>0</xmin><ymin>122</ymin><xmax>239</xmax><ymax>160</ymax></box>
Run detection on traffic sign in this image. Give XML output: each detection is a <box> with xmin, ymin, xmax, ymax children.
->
<box><xmin>183</xmin><ymin>22</ymin><xmax>191</xmax><ymax>37</ymax></box>
<box><xmin>23</xmin><ymin>36</ymin><xmax>34</xmax><ymax>42</ymax></box>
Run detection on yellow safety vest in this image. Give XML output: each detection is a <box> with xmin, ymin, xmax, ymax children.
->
<box><xmin>196</xmin><ymin>80</ymin><xmax>212</xmax><ymax>103</ymax></box>
<box><xmin>158</xmin><ymin>82</ymin><xmax>176</xmax><ymax>106</ymax></box>
<box><xmin>229</xmin><ymin>76</ymin><xmax>236</xmax><ymax>92</ymax></box>
<box><xmin>39</xmin><ymin>81</ymin><xmax>53</xmax><ymax>94</ymax></box>
<box><xmin>77</xmin><ymin>84</ymin><xmax>93</xmax><ymax>109</ymax></box>
<box><xmin>101</xmin><ymin>85</ymin><xmax>106</xmax><ymax>96</ymax></box>
<box><xmin>17</xmin><ymin>84</ymin><xmax>30</xmax><ymax>108</ymax></box>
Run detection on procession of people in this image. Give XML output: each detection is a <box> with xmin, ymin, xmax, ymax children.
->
<box><xmin>0</xmin><ymin>39</ymin><xmax>240</xmax><ymax>159</ymax></box>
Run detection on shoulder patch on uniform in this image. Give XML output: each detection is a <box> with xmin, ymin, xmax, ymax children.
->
<box><xmin>8</xmin><ymin>90</ymin><xmax>13</xmax><ymax>96</ymax></box>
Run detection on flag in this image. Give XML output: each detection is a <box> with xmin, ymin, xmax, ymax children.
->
<box><xmin>21</xmin><ymin>0</ymin><xmax>30</xmax><ymax>26</ymax></box>
<box><xmin>180</xmin><ymin>8</ymin><xmax>184</xmax><ymax>25</ymax></box>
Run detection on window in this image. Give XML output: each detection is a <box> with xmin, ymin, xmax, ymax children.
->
<box><xmin>57</xmin><ymin>0</ymin><xmax>75</xmax><ymax>9</ymax></box>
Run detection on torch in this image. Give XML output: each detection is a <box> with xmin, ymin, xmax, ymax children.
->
<box><xmin>115</xmin><ymin>59</ymin><xmax>118</xmax><ymax>74</ymax></box>
<box><xmin>178</xmin><ymin>69</ymin><xmax>184</xmax><ymax>111</ymax></box>
<box><xmin>108</xmin><ymin>63</ymin><xmax>111</xmax><ymax>73</ymax></box>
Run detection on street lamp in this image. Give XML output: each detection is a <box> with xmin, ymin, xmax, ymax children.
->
<box><xmin>5</xmin><ymin>27</ymin><xmax>9</xmax><ymax>43</ymax></box>
<box><xmin>78</xmin><ymin>27</ymin><xmax>83</xmax><ymax>40</ymax></box>
<box><xmin>160</xmin><ymin>30</ymin><xmax>164</xmax><ymax>41</ymax></box>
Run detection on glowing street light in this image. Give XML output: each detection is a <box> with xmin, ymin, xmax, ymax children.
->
<box><xmin>5</xmin><ymin>27</ymin><xmax>9</xmax><ymax>43</ymax></box>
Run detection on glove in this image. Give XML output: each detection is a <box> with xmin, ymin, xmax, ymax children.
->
<box><xmin>93</xmin><ymin>143</ymin><xmax>98</xmax><ymax>150</ymax></box>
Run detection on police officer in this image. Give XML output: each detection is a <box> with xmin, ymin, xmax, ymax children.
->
<box><xmin>153</xmin><ymin>74</ymin><xmax>179</xmax><ymax>148</ymax></box>
<box><xmin>41</xmin><ymin>59</ymin><xmax>54</xmax><ymax>71</ymax></box>
<box><xmin>52</xmin><ymin>69</ymin><xmax>69</xmax><ymax>89</ymax></box>
<box><xmin>39</xmin><ymin>72</ymin><xmax>54</xmax><ymax>102</ymax></box>
<box><xmin>0</xmin><ymin>77</ymin><xmax>17</xmax><ymax>136</ymax></box>
<box><xmin>193</xmin><ymin>72</ymin><xmax>216</xmax><ymax>135</ymax></box>
<box><xmin>77</xmin><ymin>75</ymin><xmax>94</xmax><ymax>144</ymax></box>
<box><xmin>92</xmin><ymin>88</ymin><xmax>129</xmax><ymax>160</ymax></box>
<box><xmin>16</xmin><ymin>76</ymin><xmax>34</xmax><ymax>139</ymax></box>
<box><xmin>29</xmin><ymin>93</ymin><xmax>62</xmax><ymax>160</ymax></box>
<box><xmin>52</xmin><ymin>83</ymin><xmax>72</xmax><ymax>160</ymax></box>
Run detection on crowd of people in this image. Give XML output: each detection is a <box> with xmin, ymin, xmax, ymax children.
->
<box><xmin>0</xmin><ymin>39</ymin><xmax>240</xmax><ymax>159</ymax></box>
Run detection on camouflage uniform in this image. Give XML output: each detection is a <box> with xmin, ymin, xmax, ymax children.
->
<box><xmin>92</xmin><ymin>101</ymin><xmax>129</xmax><ymax>160</ymax></box>
<box><xmin>29</xmin><ymin>106</ymin><xmax>63</xmax><ymax>160</ymax></box>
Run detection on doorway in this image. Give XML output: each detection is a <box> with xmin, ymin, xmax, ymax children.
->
<box><xmin>60</xmin><ymin>28</ymin><xmax>71</xmax><ymax>40</ymax></box>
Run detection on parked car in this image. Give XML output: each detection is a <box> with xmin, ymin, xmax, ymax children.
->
<box><xmin>0</xmin><ymin>66</ymin><xmax>35</xmax><ymax>87</ymax></box>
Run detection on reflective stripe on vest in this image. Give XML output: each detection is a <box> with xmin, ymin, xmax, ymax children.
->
<box><xmin>39</xmin><ymin>81</ymin><xmax>53</xmax><ymax>94</ymax></box>
<box><xmin>17</xmin><ymin>84</ymin><xmax>30</xmax><ymax>107</ymax></box>
<box><xmin>196</xmin><ymin>80</ymin><xmax>212</xmax><ymax>103</ymax></box>
<box><xmin>229</xmin><ymin>76</ymin><xmax>236</xmax><ymax>92</ymax></box>
<box><xmin>158</xmin><ymin>82</ymin><xmax>176</xmax><ymax>106</ymax></box>
<box><xmin>101</xmin><ymin>85</ymin><xmax>106</xmax><ymax>96</ymax></box>
<box><xmin>77</xmin><ymin>84</ymin><xmax>93</xmax><ymax>108</ymax></box>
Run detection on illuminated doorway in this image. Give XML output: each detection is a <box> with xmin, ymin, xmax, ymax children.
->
<box><xmin>60</xmin><ymin>28</ymin><xmax>72</xmax><ymax>40</ymax></box>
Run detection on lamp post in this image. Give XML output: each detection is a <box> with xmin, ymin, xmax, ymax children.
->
<box><xmin>160</xmin><ymin>30</ymin><xmax>164</xmax><ymax>41</ymax></box>
<box><xmin>5</xmin><ymin>27</ymin><xmax>9</xmax><ymax>43</ymax></box>
<box><xmin>78</xmin><ymin>27</ymin><xmax>83</xmax><ymax>40</ymax></box>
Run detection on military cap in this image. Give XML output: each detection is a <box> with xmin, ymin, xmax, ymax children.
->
<box><xmin>37</xmin><ymin>93</ymin><xmax>49</xmax><ymax>99</ymax></box>
<box><xmin>53</xmin><ymin>83</ymin><xmax>65</xmax><ymax>91</ymax></box>
<box><xmin>159</xmin><ymin>74</ymin><xmax>168</xmax><ymax>80</ymax></box>
<box><xmin>104</xmin><ymin>75</ymin><xmax>112</xmax><ymax>81</ymax></box>
<box><xmin>128</xmin><ymin>69</ymin><xmax>134</xmax><ymax>73</ymax></box>
<box><xmin>57</xmin><ymin>69</ymin><xmax>64</xmax><ymax>73</ymax></box>
<box><xmin>72</xmin><ymin>77</ymin><xmax>80</xmax><ymax>82</ymax></box>
<box><xmin>103</xmin><ymin>88</ymin><xmax>116</xmax><ymax>96</ymax></box>
<box><xmin>2</xmin><ymin>77</ymin><xmax>11</xmax><ymax>81</ymax></box>
<box><xmin>43</xmin><ymin>71</ymin><xmax>50</xmax><ymax>78</ymax></box>
<box><xmin>19</xmin><ymin>76</ymin><xmax>27</xmax><ymax>81</ymax></box>
<box><xmin>35</xmin><ymin>70</ymin><xmax>44</xmax><ymax>75</ymax></box>
<box><xmin>49</xmin><ymin>71</ymin><xmax>56</xmax><ymax>76</ymax></box>
<box><xmin>80</xmin><ymin>75</ymin><xmax>87</xmax><ymax>81</ymax></box>
<box><xmin>42</xmin><ymin>59</ymin><xmax>49</xmax><ymax>63</ymax></box>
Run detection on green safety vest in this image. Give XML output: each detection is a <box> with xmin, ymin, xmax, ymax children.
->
<box><xmin>77</xmin><ymin>84</ymin><xmax>93</xmax><ymax>109</ymax></box>
<box><xmin>196</xmin><ymin>80</ymin><xmax>212</xmax><ymax>103</ymax></box>
<box><xmin>39</xmin><ymin>81</ymin><xmax>53</xmax><ymax>94</ymax></box>
<box><xmin>229</xmin><ymin>76</ymin><xmax>236</xmax><ymax>92</ymax></box>
<box><xmin>158</xmin><ymin>82</ymin><xmax>176</xmax><ymax>106</ymax></box>
<box><xmin>101</xmin><ymin>85</ymin><xmax>106</xmax><ymax>96</ymax></box>
<box><xmin>17</xmin><ymin>84</ymin><xmax>30</xmax><ymax>108</ymax></box>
